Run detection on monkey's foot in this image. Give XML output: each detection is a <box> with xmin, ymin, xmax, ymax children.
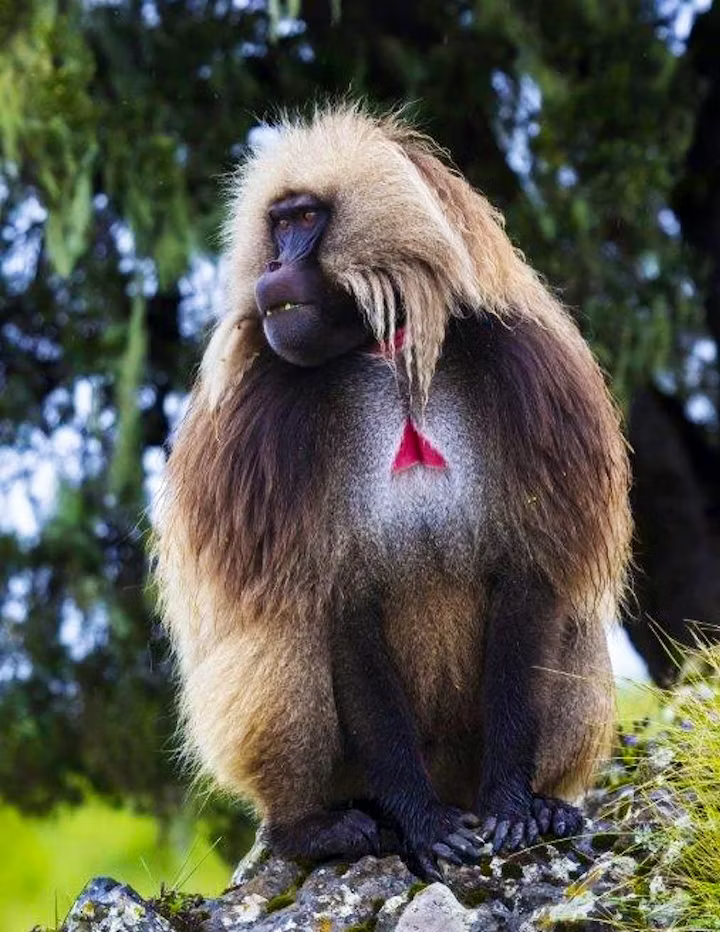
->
<box><xmin>478</xmin><ymin>794</ymin><xmax>584</xmax><ymax>853</ymax></box>
<box><xmin>268</xmin><ymin>808</ymin><xmax>380</xmax><ymax>862</ymax></box>
<box><xmin>401</xmin><ymin>804</ymin><xmax>484</xmax><ymax>882</ymax></box>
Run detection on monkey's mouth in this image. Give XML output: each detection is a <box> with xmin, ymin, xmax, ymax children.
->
<box><xmin>264</xmin><ymin>302</ymin><xmax>310</xmax><ymax>317</ymax></box>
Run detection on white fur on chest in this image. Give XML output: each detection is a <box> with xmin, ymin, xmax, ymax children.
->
<box><xmin>343</xmin><ymin>380</ymin><xmax>487</xmax><ymax>577</ymax></box>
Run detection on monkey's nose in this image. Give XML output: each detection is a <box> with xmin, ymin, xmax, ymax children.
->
<box><xmin>266</xmin><ymin>259</ymin><xmax>282</xmax><ymax>273</ymax></box>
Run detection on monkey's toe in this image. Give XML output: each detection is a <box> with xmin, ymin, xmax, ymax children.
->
<box><xmin>479</xmin><ymin>813</ymin><xmax>538</xmax><ymax>853</ymax></box>
<box><xmin>531</xmin><ymin>795</ymin><xmax>584</xmax><ymax>838</ymax></box>
<box><xmin>269</xmin><ymin>808</ymin><xmax>380</xmax><ymax>862</ymax></box>
<box><xmin>404</xmin><ymin>805</ymin><xmax>483</xmax><ymax>880</ymax></box>
<box><xmin>479</xmin><ymin>795</ymin><xmax>584</xmax><ymax>853</ymax></box>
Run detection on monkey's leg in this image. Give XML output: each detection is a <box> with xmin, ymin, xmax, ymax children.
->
<box><xmin>476</xmin><ymin>576</ymin><xmax>585</xmax><ymax>853</ymax></box>
<box><xmin>182</xmin><ymin>627</ymin><xmax>375</xmax><ymax>864</ymax></box>
<box><xmin>332</xmin><ymin>598</ymin><xmax>483</xmax><ymax>881</ymax></box>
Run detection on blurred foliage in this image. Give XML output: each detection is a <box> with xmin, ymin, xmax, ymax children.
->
<box><xmin>0</xmin><ymin>0</ymin><xmax>718</xmax><ymax>861</ymax></box>
<box><xmin>0</xmin><ymin>800</ymin><xmax>230</xmax><ymax>930</ymax></box>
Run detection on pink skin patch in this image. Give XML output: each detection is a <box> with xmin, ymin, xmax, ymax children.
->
<box><xmin>392</xmin><ymin>420</ymin><xmax>448</xmax><ymax>473</ymax></box>
<box><xmin>371</xmin><ymin>326</ymin><xmax>407</xmax><ymax>357</ymax></box>
<box><xmin>370</xmin><ymin>327</ymin><xmax>448</xmax><ymax>473</ymax></box>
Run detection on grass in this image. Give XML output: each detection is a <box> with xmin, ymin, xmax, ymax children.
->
<box><xmin>616</xmin><ymin>680</ymin><xmax>662</xmax><ymax>727</ymax></box>
<box><xmin>636</xmin><ymin>650</ymin><xmax>720</xmax><ymax>931</ymax></box>
<box><xmin>607</xmin><ymin>645</ymin><xmax>720</xmax><ymax>930</ymax></box>
<box><xmin>0</xmin><ymin>800</ymin><xmax>228</xmax><ymax>931</ymax></box>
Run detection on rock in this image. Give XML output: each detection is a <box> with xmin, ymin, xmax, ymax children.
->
<box><xmin>394</xmin><ymin>883</ymin><xmax>473</xmax><ymax>931</ymax></box>
<box><xmin>59</xmin><ymin>836</ymin><xmax>635</xmax><ymax>931</ymax></box>
<box><xmin>57</xmin><ymin>737</ymin><xmax>690</xmax><ymax>932</ymax></box>
<box><xmin>63</xmin><ymin>877</ymin><xmax>176</xmax><ymax>932</ymax></box>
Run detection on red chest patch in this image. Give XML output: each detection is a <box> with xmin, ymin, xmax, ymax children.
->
<box><xmin>370</xmin><ymin>328</ymin><xmax>448</xmax><ymax>473</ymax></box>
<box><xmin>392</xmin><ymin>420</ymin><xmax>448</xmax><ymax>473</ymax></box>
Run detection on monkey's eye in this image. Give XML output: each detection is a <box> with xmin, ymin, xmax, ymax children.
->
<box><xmin>301</xmin><ymin>210</ymin><xmax>317</xmax><ymax>225</ymax></box>
<box><xmin>276</xmin><ymin>218</ymin><xmax>291</xmax><ymax>233</ymax></box>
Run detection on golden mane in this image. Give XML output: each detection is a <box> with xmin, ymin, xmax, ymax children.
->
<box><xmin>202</xmin><ymin>104</ymin><xmax>572</xmax><ymax>407</ymax></box>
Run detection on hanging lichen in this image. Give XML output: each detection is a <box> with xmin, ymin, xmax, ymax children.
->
<box><xmin>0</xmin><ymin>1</ymin><xmax>99</xmax><ymax>277</ymax></box>
<box><xmin>109</xmin><ymin>293</ymin><xmax>148</xmax><ymax>508</ymax></box>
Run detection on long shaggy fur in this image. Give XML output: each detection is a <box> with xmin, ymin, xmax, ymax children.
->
<box><xmin>155</xmin><ymin>104</ymin><xmax>631</xmax><ymax>815</ymax></box>
<box><xmin>206</xmin><ymin>105</ymin><xmax>578</xmax><ymax>405</ymax></box>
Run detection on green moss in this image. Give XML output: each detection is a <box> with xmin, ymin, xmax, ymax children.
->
<box><xmin>151</xmin><ymin>889</ymin><xmax>209</xmax><ymax>932</ymax></box>
<box><xmin>265</xmin><ymin>886</ymin><xmax>297</xmax><ymax>914</ymax></box>
<box><xmin>407</xmin><ymin>881</ymin><xmax>427</xmax><ymax>900</ymax></box>
<box><xmin>590</xmin><ymin>831</ymin><xmax>618</xmax><ymax>853</ymax></box>
<box><xmin>501</xmin><ymin>861</ymin><xmax>524</xmax><ymax>880</ymax></box>
<box><xmin>478</xmin><ymin>859</ymin><xmax>494</xmax><ymax>877</ymax></box>
<box><xmin>458</xmin><ymin>886</ymin><xmax>490</xmax><ymax>908</ymax></box>
<box><xmin>345</xmin><ymin>920</ymin><xmax>377</xmax><ymax>932</ymax></box>
<box><xmin>254</xmin><ymin>847</ymin><xmax>271</xmax><ymax>867</ymax></box>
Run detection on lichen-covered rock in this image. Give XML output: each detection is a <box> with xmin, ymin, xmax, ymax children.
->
<box><xmin>206</xmin><ymin>852</ymin><xmax>418</xmax><ymax>931</ymax></box>
<box><xmin>394</xmin><ymin>883</ymin><xmax>472</xmax><ymax>931</ymax></box>
<box><xmin>59</xmin><ymin>733</ymin><xmax>692</xmax><ymax>932</ymax></box>
<box><xmin>57</xmin><ymin>827</ymin><xmax>642</xmax><ymax>932</ymax></box>
<box><xmin>64</xmin><ymin>877</ymin><xmax>176</xmax><ymax>932</ymax></box>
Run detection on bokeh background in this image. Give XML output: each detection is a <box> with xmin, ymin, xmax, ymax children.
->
<box><xmin>1</xmin><ymin>0</ymin><xmax>719</xmax><ymax>927</ymax></box>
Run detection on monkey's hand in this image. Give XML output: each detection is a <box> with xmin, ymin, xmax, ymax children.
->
<box><xmin>401</xmin><ymin>804</ymin><xmax>484</xmax><ymax>882</ymax></box>
<box><xmin>478</xmin><ymin>793</ymin><xmax>584</xmax><ymax>854</ymax></box>
<box><xmin>268</xmin><ymin>808</ymin><xmax>381</xmax><ymax>862</ymax></box>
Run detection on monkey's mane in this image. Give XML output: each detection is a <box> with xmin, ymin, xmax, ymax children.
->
<box><xmin>155</xmin><ymin>108</ymin><xmax>632</xmax><ymax>794</ymax></box>
<box><xmin>201</xmin><ymin>104</ymin><xmax>574</xmax><ymax>409</ymax></box>
<box><xmin>158</xmin><ymin>104</ymin><xmax>630</xmax><ymax>637</ymax></box>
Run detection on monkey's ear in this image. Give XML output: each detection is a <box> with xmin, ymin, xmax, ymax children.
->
<box><xmin>200</xmin><ymin>313</ymin><xmax>264</xmax><ymax>408</ymax></box>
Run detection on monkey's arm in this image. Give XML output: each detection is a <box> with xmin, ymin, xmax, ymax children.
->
<box><xmin>476</xmin><ymin>573</ymin><xmax>584</xmax><ymax>851</ymax></box>
<box><xmin>332</xmin><ymin>596</ymin><xmax>482</xmax><ymax>880</ymax></box>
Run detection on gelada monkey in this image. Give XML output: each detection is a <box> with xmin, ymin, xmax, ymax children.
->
<box><xmin>156</xmin><ymin>105</ymin><xmax>631</xmax><ymax>880</ymax></box>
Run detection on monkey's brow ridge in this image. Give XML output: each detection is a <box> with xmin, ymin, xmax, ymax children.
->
<box><xmin>269</xmin><ymin>193</ymin><xmax>326</xmax><ymax>218</ymax></box>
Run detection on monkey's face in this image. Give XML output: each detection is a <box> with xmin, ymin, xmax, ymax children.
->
<box><xmin>254</xmin><ymin>193</ymin><xmax>369</xmax><ymax>367</ymax></box>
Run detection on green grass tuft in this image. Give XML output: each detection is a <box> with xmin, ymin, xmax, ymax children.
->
<box><xmin>613</xmin><ymin>644</ymin><xmax>720</xmax><ymax>931</ymax></box>
<box><xmin>645</xmin><ymin>648</ymin><xmax>720</xmax><ymax>930</ymax></box>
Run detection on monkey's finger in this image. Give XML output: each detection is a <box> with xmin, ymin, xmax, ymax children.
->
<box><xmin>552</xmin><ymin>809</ymin><xmax>567</xmax><ymax>836</ymax></box>
<box><xmin>491</xmin><ymin>819</ymin><xmax>510</xmax><ymax>853</ymax></box>
<box><xmin>507</xmin><ymin>821</ymin><xmax>526</xmax><ymax>851</ymax></box>
<box><xmin>445</xmin><ymin>832</ymin><xmax>483</xmax><ymax>861</ymax></box>
<box><xmin>479</xmin><ymin>816</ymin><xmax>497</xmax><ymax>840</ymax></box>
<box><xmin>553</xmin><ymin>805</ymin><xmax>582</xmax><ymax>837</ymax></box>
<box><xmin>566</xmin><ymin>809</ymin><xmax>584</xmax><ymax>835</ymax></box>
<box><xmin>455</xmin><ymin>826</ymin><xmax>485</xmax><ymax>848</ymax></box>
<box><xmin>525</xmin><ymin>817</ymin><xmax>539</xmax><ymax>846</ymax></box>
<box><xmin>358</xmin><ymin>824</ymin><xmax>381</xmax><ymax>854</ymax></box>
<box><xmin>408</xmin><ymin>852</ymin><xmax>443</xmax><ymax>883</ymax></box>
<box><xmin>432</xmin><ymin>842</ymin><xmax>463</xmax><ymax>866</ymax></box>
<box><xmin>532</xmin><ymin>799</ymin><xmax>552</xmax><ymax>835</ymax></box>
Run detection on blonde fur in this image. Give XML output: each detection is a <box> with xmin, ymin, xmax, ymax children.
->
<box><xmin>156</xmin><ymin>103</ymin><xmax>631</xmax><ymax>825</ymax></box>
<box><xmin>206</xmin><ymin>104</ymin><xmax>574</xmax><ymax>408</ymax></box>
